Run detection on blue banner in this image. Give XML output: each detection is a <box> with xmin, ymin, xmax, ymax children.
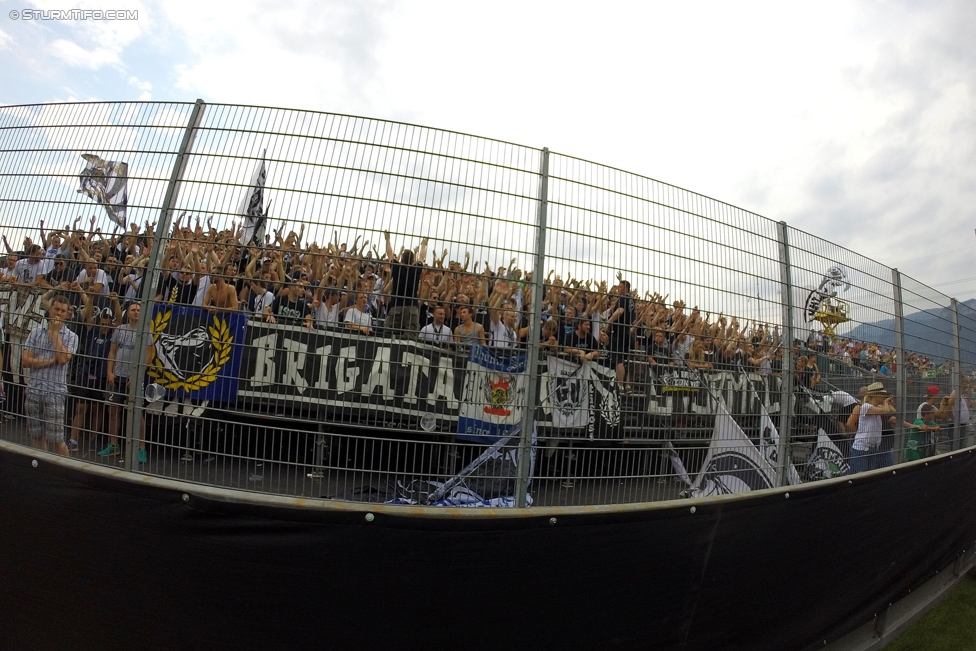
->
<box><xmin>148</xmin><ymin>305</ymin><xmax>246</xmax><ymax>402</ymax></box>
<box><xmin>457</xmin><ymin>345</ymin><xmax>526</xmax><ymax>443</ymax></box>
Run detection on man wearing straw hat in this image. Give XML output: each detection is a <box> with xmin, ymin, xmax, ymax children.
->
<box><xmin>848</xmin><ymin>381</ymin><xmax>896</xmax><ymax>474</ymax></box>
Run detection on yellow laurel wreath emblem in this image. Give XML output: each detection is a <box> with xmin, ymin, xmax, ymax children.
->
<box><xmin>149</xmin><ymin>311</ymin><xmax>234</xmax><ymax>392</ymax></box>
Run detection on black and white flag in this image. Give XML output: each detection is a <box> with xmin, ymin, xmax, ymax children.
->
<box><xmin>77</xmin><ymin>153</ymin><xmax>128</xmax><ymax>229</ymax></box>
<box><xmin>686</xmin><ymin>403</ymin><xmax>778</xmax><ymax>498</ymax></box>
<box><xmin>546</xmin><ymin>356</ymin><xmax>589</xmax><ymax>429</ymax></box>
<box><xmin>758</xmin><ymin>400</ymin><xmax>803</xmax><ymax>485</ymax></box>
<box><xmin>238</xmin><ymin>150</ymin><xmax>267</xmax><ymax>246</ymax></box>
<box><xmin>805</xmin><ymin>428</ymin><xmax>850</xmax><ymax>481</ymax></box>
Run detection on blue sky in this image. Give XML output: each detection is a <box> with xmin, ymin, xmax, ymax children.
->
<box><xmin>2</xmin><ymin>0</ymin><xmax>975</xmax><ymax>302</ymax></box>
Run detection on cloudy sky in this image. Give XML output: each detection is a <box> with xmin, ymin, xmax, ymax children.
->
<box><xmin>1</xmin><ymin>0</ymin><xmax>974</xmax><ymax>303</ymax></box>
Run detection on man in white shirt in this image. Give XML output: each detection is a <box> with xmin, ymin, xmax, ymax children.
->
<box><xmin>419</xmin><ymin>307</ymin><xmax>453</xmax><ymax>347</ymax></box>
<box><xmin>312</xmin><ymin>286</ymin><xmax>341</xmax><ymax>329</ymax></box>
<box><xmin>76</xmin><ymin>259</ymin><xmax>110</xmax><ymax>296</ymax></box>
<box><xmin>343</xmin><ymin>292</ymin><xmax>372</xmax><ymax>335</ymax></box>
<box><xmin>14</xmin><ymin>244</ymin><xmax>52</xmax><ymax>286</ymax></box>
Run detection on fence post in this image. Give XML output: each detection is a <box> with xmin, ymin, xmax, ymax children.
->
<box><xmin>892</xmin><ymin>269</ymin><xmax>906</xmax><ymax>462</ymax></box>
<box><xmin>775</xmin><ymin>221</ymin><xmax>795</xmax><ymax>487</ymax></box>
<box><xmin>515</xmin><ymin>147</ymin><xmax>550</xmax><ymax>507</ymax></box>
<box><xmin>950</xmin><ymin>298</ymin><xmax>961</xmax><ymax>450</ymax></box>
<box><xmin>123</xmin><ymin>99</ymin><xmax>207</xmax><ymax>470</ymax></box>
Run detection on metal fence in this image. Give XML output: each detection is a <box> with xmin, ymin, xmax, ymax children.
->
<box><xmin>0</xmin><ymin>100</ymin><xmax>972</xmax><ymax>507</ymax></box>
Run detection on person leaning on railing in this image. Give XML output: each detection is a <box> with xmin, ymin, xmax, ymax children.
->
<box><xmin>418</xmin><ymin>306</ymin><xmax>453</xmax><ymax>348</ymax></box>
<box><xmin>264</xmin><ymin>278</ymin><xmax>314</xmax><ymax>330</ymax></box>
<box><xmin>453</xmin><ymin>304</ymin><xmax>487</xmax><ymax>349</ymax></box>
<box><xmin>847</xmin><ymin>382</ymin><xmax>896</xmax><ymax>473</ymax></box>
<box><xmin>560</xmin><ymin>316</ymin><xmax>600</xmax><ymax>363</ymax></box>
<box><xmin>343</xmin><ymin>292</ymin><xmax>372</xmax><ymax>336</ymax></box>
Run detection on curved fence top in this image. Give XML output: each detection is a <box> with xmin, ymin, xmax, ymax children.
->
<box><xmin>0</xmin><ymin>100</ymin><xmax>972</xmax><ymax>509</ymax></box>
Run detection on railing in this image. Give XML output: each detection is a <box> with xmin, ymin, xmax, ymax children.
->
<box><xmin>0</xmin><ymin>100</ymin><xmax>972</xmax><ymax>507</ymax></box>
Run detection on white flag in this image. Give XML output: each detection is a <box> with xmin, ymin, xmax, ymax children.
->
<box><xmin>546</xmin><ymin>356</ymin><xmax>589</xmax><ymax>429</ymax></box>
<box><xmin>77</xmin><ymin>153</ymin><xmax>128</xmax><ymax>229</ymax></box>
<box><xmin>238</xmin><ymin>151</ymin><xmax>267</xmax><ymax>246</ymax></box>
<box><xmin>805</xmin><ymin>428</ymin><xmax>850</xmax><ymax>480</ymax></box>
<box><xmin>687</xmin><ymin>403</ymin><xmax>778</xmax><ymax>498</ymax></box>
<box><xmin>758</xmin><ymin>402</ymin><xmax>803</xmax><ymax>486</ymax></box>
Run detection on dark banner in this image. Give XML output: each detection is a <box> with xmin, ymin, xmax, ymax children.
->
<box><xmin>2</xmin><ymin>442</ymin><xmax>975</xmax><ymax>650</ymax></box>
<box><xmin>235</xmin><ymin>322</ymin><xmax>804</xmax><ymax>433</ymax></box>
<box><xmin>149</xmin><ymin>305</ymin><xmax>248</xmax><ymax>402</ymax></box>
<box><xmin>238</xmin><ymin>322</ymin><xmax>466</xmax><ymax>420</ymax></box>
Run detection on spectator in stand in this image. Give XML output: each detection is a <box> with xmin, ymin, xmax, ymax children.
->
<box><xmin>419</xmin><ymin>306</ymin><xmax>453</xmax><ymax>347</ymax></box>
<box><xmin>311</xmin><ymin>286</ymin><xmax>342</xmax><ymax>329</ymax></box>
<box><xmin>46</xmin><ymin>254</ymin><xmax>73</xmax><ymax>288</ymax></box>
<box><xmin>605</xmin><ymin>279</ymin><xmax>636</xmax><ymax>389</ymax></box>
<box><xmin>246</xmin><ymin>278</ymin><xmax>275</xmax><ymax>317</ymax></box>
<box><xmin>539</xmin><ymin>318</ymin><xmax>560</xmax><ymax>353</ymax></box>
<box><xmin>384</xmin><ymin>231</ymin><xmax>428</xmax><ymax>340</ymax></box>
<box><xmin>156</xmin><ymin>264</ymin><xmax>198</xmax><ymax>305</ymax></box>
<box><xmin>11</xmin><ymin>242</ymin><xmax>52</xmax><ymax>286</ymax></box>
<box><xmin>343</xmin><ymin>292</ymin><xmax>372</xmax><ymax>335</ymax></box>
<box><xmin>264</xmin><ymin>280</ymin><xmax>313</xmax><ymax>329</ymax></box>
<box><xmin>202</xmin><ymin>262</ymin><xmax>239</xmax><ymax>314</ymax></box>
<box><xmin>102</xmin><ymin>301</ymin><xmax>153</xmax><ymax>463</ymax></box>
<box><xmin>905</xmin><ymin>403</ymin><xmax>940</xmax><ymax>462</ymax></box>
<box><xmin>117</xmin><ymin>262</ymin><xmax>144</xmax><ymax>304</ymax></box>
<box><xmin>21</xmin><ymin>293</ymin><xmax>79</xmax><ymax>456</ymax></box>
<box><xmin>69</xmin><ymin>298</ymin><xmax>117</xmax><ymax>453</ymax></box>
<box><xmin>646</xmin><ymin>329</ymin><xmax>674</xmax><ymax>367</ymax></box>
<box><xmin>685</xmin><ymin>337</ymin><xmax>714</xmax><ymax>371</ymax></box>
<box><xmin>76</xmin><ymin>258</ymin><xmax>109</xmax><ymax>296</ymax></box>
<box><xmin>0</xmin><ymin>254</ymin><xmax>18</xmax><ymax>282</ymax></box>
<box><xmin>560</xmin><ymin>317</ymin><xmax>600</xmax><ymax>363</ymax></box>
<box><xmin>454</xmin><ymin>305</ymin><xmax>487</xmax><ymax>349</ymax></box>
<box><xmin>848</xmin><ymin>382</ymin><xmax>896</xmax><ymax>473</ymax></box>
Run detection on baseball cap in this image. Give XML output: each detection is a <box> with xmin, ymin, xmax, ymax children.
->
<box><xmin>927</xmin><ymin>385</ymin><xmax>940</xmax><ymax>397</ymax></box>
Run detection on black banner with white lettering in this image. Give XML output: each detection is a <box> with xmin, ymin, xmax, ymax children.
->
<box><xmin>238</xmin><ymin>322</ymin><xmax>466</xmax><ymax>424</ymax></box>
<box><xmin>234</xmin><ymin>322</ymin><xmax>809</xmax><ymax>436</ymax></box>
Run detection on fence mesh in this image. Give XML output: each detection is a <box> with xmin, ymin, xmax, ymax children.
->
<box><xmin>0</xmin><ymin>101</ymin><xmax>972</xmax><ymax>506</ymax></box>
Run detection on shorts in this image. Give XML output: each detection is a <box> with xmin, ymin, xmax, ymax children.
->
<box><xmin>70</xmin><ymin>375</ymin><xmax>107</xmax><ymax>402</ymax></box>
<box><xmin>25</xmin><ymin>390</ymin><xmax>66</xmax><ymax>443</ymax></box>
<box><xmin>108</xmin><ymin>376</ymin><xmax>149</xmax><ymax>406</ymax></box>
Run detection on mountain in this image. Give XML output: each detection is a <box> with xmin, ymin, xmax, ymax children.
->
<box><xmin>845</xmin><ymin>299</ymin><xmax>976</xmax><ymax>366</ymax></box>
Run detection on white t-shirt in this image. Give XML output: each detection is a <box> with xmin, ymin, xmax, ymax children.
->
<box><xmin>14</xmin><ymin>258</ymin><xmax>52</xmax><ymax>284</ymax></box>
<box><xmin>76</xmin><ymin>268</ymin><xmax>110</xmax><ymax>295</ymax></box>
<box><xmin>253</xmin><ymin>291</ymin><xmax>275</xmax><ymax>315</ymax></box>
<box><xmin>122</xmin><ymin>273</ymin><xmax>142</xmax><ymax>301</ymax></box>
<box><xmin>344</xmin><ymin>307</ymin><xmax>371</xmax><ymax>330</ymax></box>
<box><xmin>313</xmin><ymin>301</ymin><xmax>340</xmax><ymax>328</ymax></box>
<box><xmin>194</xmin><ymin>274</ymin><xmax>212</xmax><ymax>307</ymax></box>
<box><xmin>490</xmin><ymin>319</ymin><xmax>517</xmax><ymax>348</ymax></box>
<box><xmin>419</xmin><ymin>322</ymin><xmax>453</xmax><ymax>345</ymax></box>
<box><xmin>853</xmin><ymin>402</ymin><xmax>883</xmax><ymax>451</ymax></box>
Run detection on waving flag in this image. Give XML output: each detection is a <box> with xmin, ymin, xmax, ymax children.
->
<box><xmin>238</xmin><ymin>151</ymin><xmax>268</xmax><ymax>246</ymax></box>
<box><xmin>77</xmin><ymin>153</ymin><xmax>128</xmax><ymax>228</ymax></box>
<box><xmin>687</xmin><ymin>403</ymin><xmax>778</xmax><ymax>497</ymax></box>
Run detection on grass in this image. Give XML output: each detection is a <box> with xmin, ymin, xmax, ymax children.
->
<box><xmin>885</xmin><ymin>570</ymin><xmax>976</xmax><ymax>651</ymax></box>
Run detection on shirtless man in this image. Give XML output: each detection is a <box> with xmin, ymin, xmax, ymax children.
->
<box><xmin>203</xmin><ymin>262</ymin><xmax>240</xmax><ymax>313</ymax></box>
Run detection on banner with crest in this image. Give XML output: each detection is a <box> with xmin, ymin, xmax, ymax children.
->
<box><xmin>457</xmin><ymin>345</ymin><xmax>527</xmax><ymax>444</ymax></box>
<box><xmin>149</xmin><ymin>305</ymin><xmax>247</xmax><ymax>402</ymax></box>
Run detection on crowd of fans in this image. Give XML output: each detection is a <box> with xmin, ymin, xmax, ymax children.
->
<box><xmin>0</xmin><ymin>214</ymin><xmax>972</xmax><ymax>462</ymax></box>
